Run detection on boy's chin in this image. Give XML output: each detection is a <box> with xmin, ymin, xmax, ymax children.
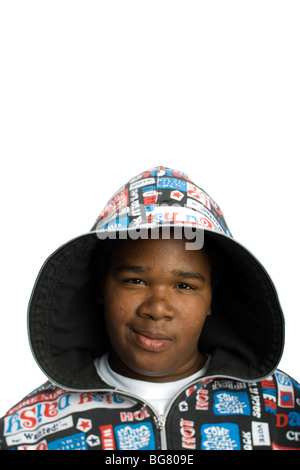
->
<box><xmin>123</xmin><ymin>361</ymin><xmax>186</xmax><ymax>383</ymax></box>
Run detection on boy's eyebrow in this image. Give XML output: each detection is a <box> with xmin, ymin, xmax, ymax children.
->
<box><xmin>172</xmin><ymin>269</ymin><xmax>206</xmax><ymax>282</ymax></box>
<box><xmin>115</xmin><ymin>265</ymin><xmax>206</xmax><ymax>281</ymax></box>
<box><xmin>115</xmin><ymin>265</ymin><xmax>149</xmax><ymax>274</ymax></box>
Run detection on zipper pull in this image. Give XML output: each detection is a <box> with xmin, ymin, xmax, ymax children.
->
<box><xmin>157</xmin><ymin>415</ymin><xmax>166</xmax><ymax>430</ymax></box>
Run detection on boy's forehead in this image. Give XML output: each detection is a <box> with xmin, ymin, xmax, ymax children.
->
<box><xmin>108</xmin><ymin>236</ymin><xmax>210</xmax><ymax>269</ymax></box>
<box><xmin>112</xmin><ymin>235</ymin><xmax>192</xmax><ymax>254</ymax></box>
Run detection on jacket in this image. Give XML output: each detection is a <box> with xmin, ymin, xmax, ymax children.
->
<box><xmin>1</xmin><ymin>165</ymin><xmax>299</xmax><ymax>450</ymax></box>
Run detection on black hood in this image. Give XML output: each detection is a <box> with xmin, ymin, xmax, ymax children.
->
<box><xmin>28</xmin><ymin>166</ymin><xmax>284</xmax><ymax>390</ymax></box>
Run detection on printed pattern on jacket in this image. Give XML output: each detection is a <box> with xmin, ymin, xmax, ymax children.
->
<box><xmin>1</xmin><ymin>370</ymin><xmax>300</xmax><ymax>450</ymax></box>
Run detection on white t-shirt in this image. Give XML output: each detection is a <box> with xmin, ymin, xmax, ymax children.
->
<box><xmin>94</xmin><ymin>352</ymin><xmax>210</xmax><ymax>416</ymax></box>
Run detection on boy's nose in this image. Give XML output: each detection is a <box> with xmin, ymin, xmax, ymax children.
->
<box><xmin>137</xmin><ymin>288</ymin><xmax>175</xmax><ymax>321</ymax></box>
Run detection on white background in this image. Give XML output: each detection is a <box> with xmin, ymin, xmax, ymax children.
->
<box><xmin>0</xmin><ymin>1</ymin><xmax>299</xmax><ymax>417</ymax></box>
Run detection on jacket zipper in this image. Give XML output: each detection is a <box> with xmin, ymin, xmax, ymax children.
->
<box><xmin>156</xmin><ymin>415</ymin><xmax>167</xmax><ymax>449</ymax></box>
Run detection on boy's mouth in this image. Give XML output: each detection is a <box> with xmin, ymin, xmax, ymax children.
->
<box><xmin>131</xmin><ymin>329</ymin><xmax>172</xmax><ymax>352</ymax></box>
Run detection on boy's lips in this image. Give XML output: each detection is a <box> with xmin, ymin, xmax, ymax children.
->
<box><xmin>131</xmin><ymin>329</ymin><xmax>173</xmax><ymax>352</ymax></box>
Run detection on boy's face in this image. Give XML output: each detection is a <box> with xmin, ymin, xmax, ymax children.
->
<box><xmin>99</xmin><ymin>236</ymin><xmax>212</xmax><ymax>382</ymax></box>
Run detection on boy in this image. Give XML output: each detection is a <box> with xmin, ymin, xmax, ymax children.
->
<box><xmin>0</xmin><ymin>166</ymin><xmax>299</xmax><ymax>451</ymax></box>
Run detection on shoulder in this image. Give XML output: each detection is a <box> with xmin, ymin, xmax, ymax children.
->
<box><xmin>1</xmin><ymin>381</ymin><xmax>58</xmax><ymax>418</ymax></box>
<box><xmin>185</xmin><ymin>371</ymin><xmax>300</xmax><ymax>449</ymax></box>
<box><xmin>262</xmin><ymin>369</ymin><xmax>300</xmax><ymax>449</ymax></box>
<box><xmin>266</xmin><ymin>369</ymin><xmax>300</xmax><ymax>399</ymax></box>
<box><xmin>0</xmin><ymin>381</ymin><xmax>68</xmax><ymax>448</ymax></box>
<box><xmin>0</xmin><ymin>382</ymin><xmax>55</xmax><ymax>449</ymax></box>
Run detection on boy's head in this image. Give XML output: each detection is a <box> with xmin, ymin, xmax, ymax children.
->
<box><xmin>96</xmin><ymin>233</ymin><xmax>213</xmax><ymax>382</ymax></box>
<box><xmin>27</xmin><ymin>166</ymin><xmax>285</xmax><ymax>390</ymax></box>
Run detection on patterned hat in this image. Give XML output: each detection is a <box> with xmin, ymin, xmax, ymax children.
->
<box><xmin>91</xmin><ymin>166</ymin><xmax>232</xmax><ymax>243</ymax></box>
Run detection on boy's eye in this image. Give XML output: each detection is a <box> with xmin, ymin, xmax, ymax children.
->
<box><xmin>176</xmin><ymin>283</ymin><xmax>195</xmax><ymax>290</ymax></box>
<box><xmin>126</xmin><ymin>278</ymin><xmax>145</xmax><ymax>285</ymax></box>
